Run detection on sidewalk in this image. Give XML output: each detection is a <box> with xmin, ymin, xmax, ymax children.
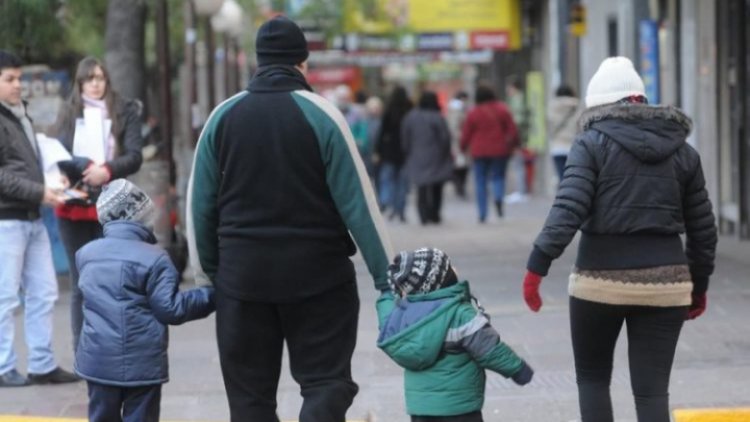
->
<box><xmin>1</xmin><ymin>193</ymin><xmax>748</xmax><ymax>421</ymax></box>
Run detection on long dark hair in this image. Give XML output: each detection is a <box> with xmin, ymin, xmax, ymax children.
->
<box><xmin>67</xmin><ymin>56</ymin><xmax>121</xmax><ymax>136</ymax></box>
<box><xmin>418</xmin><ymin>91</ymin><xmax>441</xmax><ymax>111</ymax></box>
<box><xmin>475</xmin><ymin>85</ymin><xmax>496</xmax><ymax>104</ymax></box>
<box><xmin>382</xmin><ymin>85</ymin><xmax>413</xmax><ymax>126</ymax></box>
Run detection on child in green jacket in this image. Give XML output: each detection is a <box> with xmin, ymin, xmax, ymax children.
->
<box><xmin>377</xmin><ymin>248</ymin><xmax>533</xmax><ymax>422</ymax></box>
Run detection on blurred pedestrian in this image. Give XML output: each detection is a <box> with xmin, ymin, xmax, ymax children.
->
<box><xmin>52</xmin><ymin>56</ymin><xmax>145</xmax><ymax>351</ymax></box>
<box><xmin>76</xmin><ymin>179</ymin><xmax>214</xmax><ymax>422</ymax></box>
<box><xmin>460</xmin><ymin>85</ymin><xmax>518</xmax><ymax>222</ymax></box>
<box><xmin>547</xmin><ymin>85</ymin><xmax>580</xmax><ymax>182</ymax></box>
<box><xmin>447</xmin><ymin>90</ymin><xmax>470</xmax><ymax>198</ymax></box>
<box><xmin>401</xmin><ymin>91</ymin><xmax>453</xmax><ymax>225</ymax></box>
<box><xmin>505</xmin><ymin>77</ymin><xmax>533</xmax><ymax>203</ymax></box>
<box><xmin>0</xmin><ymin>50</ymin><xmax>78</xmax><ymax>387</ymax></box>
<box><xmin>522</xmin><ymin>57</ymin><xmax>718</xmax><ymax>422</ymax></box>
<box><xmin>377</xmin><ymin>248</ymin><xmax>534</xmax><ymax>422</ymax></box>
<box><xmin>374</xmin><ymin>85</ymin><xmax>412</xmax><ymax>222</ymax></box>
<box><xmin>364</xmin><ymin>95</ymin><xmax>383</xmax><ymax>182</ymax></box>
<box><xmin>186</xmin><ymin>16</ymin><xmax>393</xmax><ymax>422</ymax></box>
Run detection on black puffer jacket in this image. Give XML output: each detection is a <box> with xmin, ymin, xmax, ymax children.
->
<box><xmin>528</xmin><ymin>103</ymin><xmax>717</xmax><ymax>294</ymax></box>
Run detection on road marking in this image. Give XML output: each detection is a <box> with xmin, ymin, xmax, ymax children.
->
<box><xmin>673</xmin><ymin>408</ymin><xmax>750</xmax><ymax>422</ymax></box>
<box><xmin>0</xmin><ymin>417</ymin><xmax>368</xmax><ymax>422</ymax></box>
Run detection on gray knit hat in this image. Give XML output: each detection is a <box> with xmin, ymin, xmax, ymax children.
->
<box><xmin>387</xmin><ymin>248</ymin><xmax>458</xmax><ymax>296</ymax></box>
<box><xmin>96</xmin><ymin>179</ymin><xmax>155</xmax><ymax>226</ymax></box>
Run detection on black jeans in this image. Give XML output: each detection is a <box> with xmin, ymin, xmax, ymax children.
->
<box><xmin>216</xmin><ymin>280</ymin><xmax>360</xmax><ymax>422</ymax></box>
<box><xmin>416</xmin><ymin>182</ymin><xmax>444</xmax><ymax>224</ymax></box>
<box><xmin>57</xmin><ymin>217</ymin><xmax>103</xmax><ymax>351</ymax></box>
<box><xmin>412</xmin><ymin>411</ymin><xmax>483</xmax><ymax>422</ymax></box>
<box><xmin>569</xmin><ymin>297</ymin><xmax>687</xmax><ymax>422</ymax></box>
<box><xmin>87</xmin><ymin>381</ymin><xmax>161</xmax><ymax>422</ymax></box>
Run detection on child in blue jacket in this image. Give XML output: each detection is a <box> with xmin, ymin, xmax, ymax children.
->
<box><xmin>74</xmin><ymin>179</ymin><xmax>215</xmax><ymax>422</ymax></box>
<box><xmin>377</xmin><ymin>248</ymin><xmax>533</xmax><ymax>422</ymax></box>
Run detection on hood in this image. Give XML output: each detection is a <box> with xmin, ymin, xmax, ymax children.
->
<box><xmin>247</xmin><ymin>64</ymin><xmax>313</xmax><ymax>93</ymax></box>
<box><xmin>578</xmin><ymin>103</ymin><xmax>692</xmax><ymax>163</ymax></box>
<box><xmin>103</xmin><ymin>220</ymin><xmax>157</xmax><ymax>244</ymax></box>
<box><xmin>377</xmin><ymin>282</ymin><xmax>469</xmax><ymax>370</ymax></box>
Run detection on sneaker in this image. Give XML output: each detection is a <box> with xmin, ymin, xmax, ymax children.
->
<box><xmin>27</xmin><ymin>367</ymin><xmax>80</xmax><ymax>385</ymax></box>
<box><xmin>0</xmin><ymin>369</ymin><xmax>29</xmax><ymax>387</ymax></box>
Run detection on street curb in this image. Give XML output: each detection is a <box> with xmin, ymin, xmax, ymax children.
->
<box><xmin>673</xmin><ymin>408</ymin><xmax>750</xmax><ymax>421</ymax></box>
<box><xmin>0</xmin><ymin>418</ymin><xmax>370</xmax><ymax>422</ymax></box>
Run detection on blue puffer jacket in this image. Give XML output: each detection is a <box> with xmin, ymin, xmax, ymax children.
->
<box><xmin>74</xmin><ymin>221</ymin><xmax>215</xmax><ymax>386</ymax></box>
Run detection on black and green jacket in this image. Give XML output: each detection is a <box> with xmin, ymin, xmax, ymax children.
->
<box><xmin>186</xmin><ymin>65</ymin><xmax>393</xmax><ymax>301</ymax></box>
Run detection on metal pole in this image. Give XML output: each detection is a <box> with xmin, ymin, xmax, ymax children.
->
<box><xmin>223</xmin><ymin>33</ymin><xmax>232</xmax><ymax>96</ymax></box>
<box><xmin>184</xmin><ymin>0</ymin><xmax>199</xmax><ymax>147</ymax></box>
<box><xmin>156</xmin><ymin>0</ymin><xmax>175</xmax><ymax>184</ymax></box>
<box><xmin>204</xmin><ymin>17</ymin><xmax>216</xmax><ymax>109</ymax></box>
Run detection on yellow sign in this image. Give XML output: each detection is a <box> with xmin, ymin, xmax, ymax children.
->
<box><xmin>409</xmin><ymin>0</ymin><xmax>520</xmax><ymax>31</ymax></box>
<box><xmin>569</xmin><ymin>4</ymin><xmax>586</xmax><ymax>37</ymax></box>
<box><xmin>344</xmin><ymin>0</ymin><xmax>522</xmax><ymax>50</ymax></box>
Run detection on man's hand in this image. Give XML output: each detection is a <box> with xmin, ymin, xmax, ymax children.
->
<box><xmin>82</xmin><ymin>165</ymin><xmax>110</xmax><ymax>186</ymax></box>
<box><xmin>42</xmin><ymin>188</ymin><xmax>66</xmax><ymax>207</ymax></box>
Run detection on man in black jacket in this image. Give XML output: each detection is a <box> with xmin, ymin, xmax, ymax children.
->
<box><xmin>0</xmin><ymin>50</ymin><xmax>78</xmax><ymax>387</ymax></box>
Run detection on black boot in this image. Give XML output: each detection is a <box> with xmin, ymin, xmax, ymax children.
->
<box><xmin>495</xmin><ymin>200</ymin><xmax>504</xmax><ymax>217</ymax></box>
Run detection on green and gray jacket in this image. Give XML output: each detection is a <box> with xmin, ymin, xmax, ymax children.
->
<box><xmin>376</xmin><ymin>282</ymin><xmax>528</xmax><ymax>416</ymax></box>
<box><xmin>186</xmin><ymin>65</ymin><xmax>392</xmax><ymax>300</ymax></box>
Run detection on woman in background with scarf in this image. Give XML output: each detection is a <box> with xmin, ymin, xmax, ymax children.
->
<box><xmin>52</xmin><ymin>56</ymin><xmax>144</xmax><ymax>352</ymax></box>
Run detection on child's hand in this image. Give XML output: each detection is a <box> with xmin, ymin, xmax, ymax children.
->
<box><xmin>511</xmin><ymin>362</ymin><xmax>534</xmax><ymax>385</ymax></box>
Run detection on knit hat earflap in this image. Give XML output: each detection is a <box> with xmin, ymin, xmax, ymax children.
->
<box><xmin>585</xmin><ymin>56</ymin><xmax>646</xmax><ymax>108</ymax></box>
<box><xmin>96</xmin><ymin>179</ymin><xmax>155</xmax><ymax>226</ymax></box>
<box><xmin>255</xmin><ymin>16</ymin><xmax>309</xmax><ymax>67</ymax></box>
<box><xmin>387</xmin><ymin>248</ymin><xmax>458</xmax><ymax>296</ymax></box>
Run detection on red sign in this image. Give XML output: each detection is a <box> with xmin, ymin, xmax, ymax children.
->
<box><xmin>470</xmin><ymin>31</ymin><xmax>510</xmax><ymax>50</ymax></box>
<box><xmin>306</xmin><ymin>67</ymin><xmax>361</xmax><ymax>85</ymax></box>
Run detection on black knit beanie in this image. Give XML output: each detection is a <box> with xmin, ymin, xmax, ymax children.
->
<box><xmin>255</xmin><ymin>16</ymin><xmax>309</xmax><ymax>67</ymax></box>
<box><xmin>387</xmin><ymin>248</ymin><xmax>458</xmax><ymax>296</ymax></box>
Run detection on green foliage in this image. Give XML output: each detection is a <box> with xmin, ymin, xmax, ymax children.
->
<box><xmin>0</xmin><ymin>0</ymin><xmax>66</xmax><ymax>62</ymax></box>
<box><xmin>294</xmin><ymin>0</ymin><xmax>344</xmax><ymax>42</ymax></box>
<box><xmin>62</xmin><ymin>0</ymin><xmax>109</xmax><ymax>58</ymax></box>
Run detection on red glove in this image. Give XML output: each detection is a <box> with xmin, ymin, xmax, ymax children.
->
<box><xmin>523</xmin><ymin>271</ymin><xmax>543</xmax><ymax>312</ymax></box>
<box><xmin>686</xmin><ymin>293</ymin><xmax>707</xmax><ymax>320</ymax></box>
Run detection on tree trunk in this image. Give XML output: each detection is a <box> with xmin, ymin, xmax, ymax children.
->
<box><xmin>104</xmin><ymin>0</ymin><xmax>147</xmax><ymax>102</ymax></box>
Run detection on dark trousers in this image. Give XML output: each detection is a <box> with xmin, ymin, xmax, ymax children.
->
<box><xmin>569</xmin><ymin>297</ymin><xmax>687</xmax><ymax>422</ymax></box>
<box><xmin>87</xmin><ymin>381</ymin><xmax>161</xmax><ymax>422</ymax></box>
<box><xmin>216</xmin><ymin>280</ymin><xmax>360</xmax><ymax>422</ymax></box>
<box><xmin>453</xmin><ymin>167</ymin><xmax>469</xmax><ymax>198</ymax></box>
<box><xmin>57</xmin><ymin>218</ymin><xmax>103</xmax><ymax>351</ymax></box>
<box><xmin>416</xmin><ymin>182</ymin><xmax>444</xmax><ymax>224</ymax></box>
<box><xmin>412</xmin><ymin>411</ymin><xmax>484</xmax><ymax>422</ymax></box>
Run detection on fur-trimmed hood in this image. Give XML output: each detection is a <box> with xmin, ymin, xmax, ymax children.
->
<box><xmin>578</xmin><ymin>103</ymin><xmax>693</xmax><ymax>163</ymax></box>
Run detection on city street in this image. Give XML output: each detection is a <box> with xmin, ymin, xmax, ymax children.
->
<box><xmin>2</xmin><ymin>192</ymin><xmax>749</xmax><ymax>422</ymax></box>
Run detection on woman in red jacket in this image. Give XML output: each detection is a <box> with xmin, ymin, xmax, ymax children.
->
<box><xmin>460</xmin><ymin>85</ymin><xmax>518</xmax><ymax>222</ymax></box>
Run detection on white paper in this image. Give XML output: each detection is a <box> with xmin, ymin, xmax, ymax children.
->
<box><xmin>72</xmin><ymin>109</ymin><xmax>109</xmax><ymax>164</ymax></box>
<box><xmin>36</xmin><ymin>133</ymin><xmax>72</xmax><ymax>189</ymax></box>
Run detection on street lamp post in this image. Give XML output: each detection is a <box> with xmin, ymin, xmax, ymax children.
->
<box><xmin>194</xmin><ymin>0</ymin><xmax>224</xmax><ymax>110</ymax></box>
<box><xmin>211</xmin><ymin>0</ymin><xmax>245</xmax><ymax>97</ymax></box>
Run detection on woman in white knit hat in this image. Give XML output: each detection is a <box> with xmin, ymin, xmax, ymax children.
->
<box><xmin>521</xmin><ymin>57</ymin><xmax>717</xmax><ymax>421</ymax></box>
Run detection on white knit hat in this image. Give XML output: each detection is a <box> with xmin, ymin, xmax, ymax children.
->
<box><xmin>585</xmin><ymin>57</ymin><xmax>646</xmax><ymax>108</ymax></box>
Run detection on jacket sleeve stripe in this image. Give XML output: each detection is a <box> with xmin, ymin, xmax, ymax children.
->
<box><xmin>291</xmin><ymin>90</ymin><xmax>394</xmax><ymax>290</ymax></box>
<box><xmin>186</xmin><ymin>91</ymin><xmax>248</xmax><ymax>285</ymax></box>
